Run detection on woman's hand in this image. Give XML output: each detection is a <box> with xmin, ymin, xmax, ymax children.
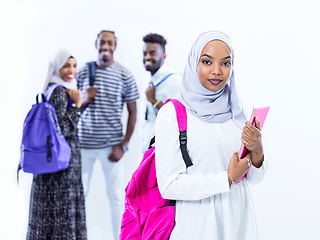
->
<box><xmin>66</xmin><ymin>89</ymin><xmax>82</xmax><ymax>108</ymax></box>
<box><xmin>241</xmin><ymin>117</ymin><xmax>264</xmax><ymax>168</ymax></box>
<box><xmin>227</xmin><ymin>151</ymin><xmax>250</xmax><ymax>185</ymax></box>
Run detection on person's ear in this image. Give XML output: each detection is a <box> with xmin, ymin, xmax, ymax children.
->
<box><xmin>95</xmin><ymin>41</ymin><xmax>98</xmax><ymax>49</ymax></box>
<box><xmin>163</xmin><ymin>53</ymin><xmax>167</xmax><ymax>60</ymax></box>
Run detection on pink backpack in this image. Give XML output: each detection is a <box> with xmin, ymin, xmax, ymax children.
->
<box><xmin>120</xmin><ymin>99</ymin><xmax>193</xmax><ymax>240</ymax></box>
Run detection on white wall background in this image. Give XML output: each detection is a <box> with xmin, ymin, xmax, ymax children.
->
<box><xmin>0</xmin><ymin>0</ymin><xmax>319</xmax><ymax>239</ymax></box>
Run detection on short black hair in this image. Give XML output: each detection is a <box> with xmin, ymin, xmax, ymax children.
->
<box><xmin>143</xmin><ymin>33</ymin><xmax>167</xmax><ymax>53</ymax></box>
<box><xmin>96</xmin><ymin>30</ymin><xmax>117</xmax><ymax>44</ymax></box>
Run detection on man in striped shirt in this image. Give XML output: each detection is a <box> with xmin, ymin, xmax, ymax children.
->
<box><xmin>76</xmin><ymin>30</ymin><xmax>139</xmax><ymax>240</ymax></box>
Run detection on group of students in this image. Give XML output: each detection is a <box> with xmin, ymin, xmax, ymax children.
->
<box><xmin>26</xmin><ymin>29</ymin><xmax>267</xmax><ymax>240</ymax></box>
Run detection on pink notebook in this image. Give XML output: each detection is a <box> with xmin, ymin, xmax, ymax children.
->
<box><xmin>236</xmin><ymin>106</ymin><xmax>269</xmax><ymax>182</ymax></box>
<box><xmin>239</xmin><ymin>106</ymin><xmax>270</xmax><ymax>159</ymax></box>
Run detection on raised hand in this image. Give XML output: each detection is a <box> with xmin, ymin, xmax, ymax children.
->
<box><xmin>241</xmin><ymin>117</ymin><xmax>264</xmax><ymax>168</ymax></box>
<box><xmin>66</xmin><ymin>89</ymin><xmax>82</xmax><ymax>108</ymax></box>
<box><xmin>145</xmin><ymin>82</ymin><xmax>156</xmax><ymax>104</ymax></box>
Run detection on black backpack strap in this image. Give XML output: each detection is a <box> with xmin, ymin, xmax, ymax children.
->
<box><xmin>167</xmin><ymin>131</ymin><xmax>192</xmax><ymax>207</ymax></box>
<box><xmin>148</xmin><ymin>136</ymin><xmax>155</xmax><ymax>149</ymax></box>
<box><xmin>17</xmin><ymin>163</ymin><xmax>21</xmax><ymax>185</ymax></box>
<box><xmin>36</xmin><ymin>93</ymin><xmax>46</xmax><ymax>104</ymax></box>
<box><xmin>148</xmin><ymin>132</ymin><xmax>192</xmax><ymax>168</ymax></box>
<box><xmin>86</xmin><ymin>61</ymin><xmax>96</xmax><ymax>86</ymax></box>
<box><xmin>179</xmin><ymin>130</ymin><xmax>193</xmax><ymax>168</ymax></box>
<box><xmin>168</xmin><ymin>130</ymin><xmax>193</xmax><ymax>206</ymax></box>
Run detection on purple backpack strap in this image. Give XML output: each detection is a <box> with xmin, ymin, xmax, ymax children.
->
<box><xmin>164</xmin><ymin>99</ymin><xmax>193</xmax><ymax>168</ymax></box>
<box><xmin>45</xmin><ymin>84</ymin><xmax>63</xmax><ymax>101</ymax></box>
<box><xmin>45</xmin><ymin>84</ymin><xmax>72</xmax><ymax>109</ymax></box>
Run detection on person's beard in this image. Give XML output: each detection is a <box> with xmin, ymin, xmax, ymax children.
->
<box><xmin>102</xmin><ymin>54</ymin><xmax>109</xmax><ymax>63</ymax></box>
<box><xmin>144</xmin><ymin>59</ymin><xmax>161</xmax><ymax>73</ymax></box>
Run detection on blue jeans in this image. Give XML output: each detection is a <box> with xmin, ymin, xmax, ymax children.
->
<box><xmin>81</xmin><ymin>147</ymin><xmax>124</xmax><ymax>240</ymax></box>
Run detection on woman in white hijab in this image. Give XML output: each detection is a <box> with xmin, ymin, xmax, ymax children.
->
<box><xmin>155</xmin><ymin>31</ymin><xmax>267</xmax><ymax>239</ymax></box>
<box><xmin>27</xmin><ymin>49</ymin><xmax>87</xmax><ymax>240</ymax></box>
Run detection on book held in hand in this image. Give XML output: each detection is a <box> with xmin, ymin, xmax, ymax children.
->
<box><xmin>239</xmin><ymin>106</ymin><xmax>270</xmax><ymax>159</ymax></box>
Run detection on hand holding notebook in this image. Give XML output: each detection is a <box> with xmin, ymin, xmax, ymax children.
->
<box><xmin>239</xmin><ymin>107</ymin><xmax>270</xmax><ymax>159</ymax></box>
<box><xmin>236</xmin><ymin>107</ymin><xmax>269</xmax><ymax>182</ymax></box>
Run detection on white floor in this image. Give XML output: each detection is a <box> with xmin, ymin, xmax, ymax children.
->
<box><xmin>83</xmin><ymin>147</ymin><xmax>141</xmax><ymax>240</ymax></box>
<box><xmin>8</xmin><ymin>140</ymin><xmax>142</xmax><ymax>240</ymax></box>
<box><xmin>85</xmin><ymin>160</ymin><xmax>115</xmax><ymax>240</ymax></box>
<box><xmin>73</xmin><ymin>147</ymin><xmax>141</xmax><ymax>240</ymax></box>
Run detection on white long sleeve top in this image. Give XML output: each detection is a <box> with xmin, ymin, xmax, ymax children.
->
<box><xmin>140</xmin><ymin>64</ymin><xmax>181</xmax><ymax>153</ymax></box>
<box><xmin>155</xmin><ymin>101</ymin><xmax>267</xmax><ymax>240</ymax></box>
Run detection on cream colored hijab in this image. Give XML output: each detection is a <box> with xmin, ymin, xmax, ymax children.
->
<box><xmin>42</xmin><ymin>49</ymin><xmax>77</xmax><ymax>93</ymax></box>
<box><xmin>179</xmin><ymin>30</ymin><xmax>247</xmax><ymax>124</ymax></box>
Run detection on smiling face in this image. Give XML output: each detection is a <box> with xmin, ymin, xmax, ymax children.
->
<box><xmin>59</xmin><ymin>57</ymin><xmax>77</xmax><ymax>82</ymax></box>
<box><xmin>197</xmin><ymin>40</ymin><xmax>232</xmax><ymax>92</ymax></box>
<box><xmin>143</xmin><ymin>42</ymin><xmax>166</xmax><ymax>76</ymax></box>
<box><xmin>96</xmin><ymin>31</ymin><xmax>117</xmax><ymax>67</ymax></box>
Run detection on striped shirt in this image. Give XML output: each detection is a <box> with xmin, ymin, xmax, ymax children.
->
<box><xmin>76</xmin><ymin>62</ymin><xmax>139</xmax><ymax>149</ymax></box>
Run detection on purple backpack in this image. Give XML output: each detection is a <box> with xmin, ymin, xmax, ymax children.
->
<box><xmin>120</xmin><ymin>99</ymin><xmax>193</xmax><ymax>240</ymax></box>
<box><xmin>19</xmin><ymin>84</ymin><xmax>71</xmax><ymax>175</ymax></box>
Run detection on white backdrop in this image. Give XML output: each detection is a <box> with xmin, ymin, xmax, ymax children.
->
<box><xmin>0</xmin><ymin>0</ymin><xmax>320</xmax><ymax>239</ymax></box>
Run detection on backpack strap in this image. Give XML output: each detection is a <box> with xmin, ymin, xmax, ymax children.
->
<box><xmin>154</xmin><ymin>73</ymin><xmax>174</xmax><ymax>87</ymax></box>
<box><xmin>86</xmin><ymin>61</ymin><xmax>96</xmax><ymax>86</ymax></box>
<box><xmin>36</xmin><ymin>93</ymin><xmax>46</xmax><ymax>104</ymax></box>
<box><xmin>45</xmin><ymin>84</ymin><xmax>72</xmax><ymax>109</ymax></box>
<box><xmin>45</xmin><ymin>84</ymin><xmax>64</xmax><ymax>100</ymax></box>
<box><xmin>164</xmin><ymin>99</ymin><xmax>193</xmax><ymax>206</ymax></box>
<box><xmin>145</xmin><ymin>73</ymin><xmax>175</xmax><ymax>120</ymax></box>
<box><xmin>17</xmin><ymin>163</ymin><xmax>21</xmax><ymax>184</ymax></box>
<box><xmin>164</xmin><ymin>99</ymin><xmax>193</xmax><ymax>168</ymax></box>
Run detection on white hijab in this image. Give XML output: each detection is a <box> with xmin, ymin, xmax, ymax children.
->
<box><xmin>179</xmin><ymin>30</ymin><xmax>247</xmax><ymax>124</ymax></box>
<box><xmin>42</xmin><ymin>49</ymin><xmax>77</xmax><ymax>93</ymax></box>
